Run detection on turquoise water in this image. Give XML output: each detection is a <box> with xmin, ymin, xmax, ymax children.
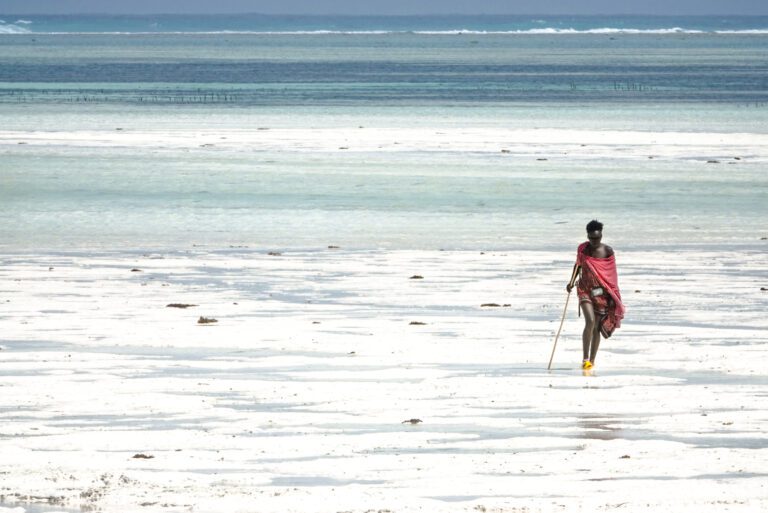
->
<box><xmin>2</xmin><ymin>33</ymin><xmax>768</xmax><ymax>106</ymax></box>
<box><xmin>3</xmin><ymin>145</ymin><xmax>766</xmax><ymax>250</ymax></box>
<box><xmin>1</xmin><ymin>16</ymin><xmax>767</xmax><ymax>251</ymax></box>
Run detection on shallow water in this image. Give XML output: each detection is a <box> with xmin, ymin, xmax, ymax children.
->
<box><xmin>0</xmin><ymin>502</ymin><xmax>81</xmax><ymax>513</ymax></box>
<box><xmin>1</xmin><ymin>27</ymin><xmax>768</xmax><ymax>251</ymax></box>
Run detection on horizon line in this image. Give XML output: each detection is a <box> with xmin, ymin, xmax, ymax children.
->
<box><xmin>3</xmin><ymin>12</ymin><xmax>768</xmax><ymax>17</ymax></box>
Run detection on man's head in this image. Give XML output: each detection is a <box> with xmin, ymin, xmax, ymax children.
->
<box><xmin>586</xmin><ymin>219</ymin><xmax>603</xmax><ymax>247</ymax></box>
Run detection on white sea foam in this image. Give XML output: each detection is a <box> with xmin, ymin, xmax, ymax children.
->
<box><xmin>414</xmin><ymin>27</ymin><xmax>709</xmax><ymax>35</ymax></box>
<box><xmin>582</xmin><ymin>27</ymin><xmax>705</xmax><ymax>34</ymax></box>
<box><xmin>715</xmin><ymin>29</ymin><xmax>768</xmax><ymax>34</ymax></box>
<box><xmin>0</xmin><ymin>23</ymin><xmax>30</xmax><ymax>34</ymax></box>
<box><xmin>15</xmin><ymin>19</ymin><xmax>33</xmax><ymax>25</ymax></box>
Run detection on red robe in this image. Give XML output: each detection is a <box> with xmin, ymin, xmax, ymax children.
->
<box><xmin>576</xmin><ymin>242</ymin><xmax>625</xmax><ymax>337</ymax></box>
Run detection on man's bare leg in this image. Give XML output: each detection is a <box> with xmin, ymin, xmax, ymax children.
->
<box><xmin>580</xmin><ymin>301</ymin><xmax>596</xmax><ymax>363</ymax></box>
<box><xmin>589</xmin><ymin>315</ymin><xmax>602</xmax><ymax>364</ymax></box>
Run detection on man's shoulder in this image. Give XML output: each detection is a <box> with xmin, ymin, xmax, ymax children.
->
<box><xmin>604</xmin><ymin>244</ymin><xmax>615</xmax><ymax>256</ymax></box>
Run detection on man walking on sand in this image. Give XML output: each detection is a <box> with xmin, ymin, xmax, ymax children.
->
<box><xmin>566</xmin><ymin>220</ymin><xmax>625</xmax><ymax>370</ymax></box>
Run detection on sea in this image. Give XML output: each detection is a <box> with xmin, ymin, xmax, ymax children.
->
<box><xmin>1</xmin><ymin>14</ymin><xmax>767</xmax><ymax>252</ymax></box>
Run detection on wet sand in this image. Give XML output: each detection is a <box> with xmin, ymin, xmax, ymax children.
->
<box><xmin>1</xmin><ymin>248</ymin><xmax>766</xmax><ymax>512</ymax></box>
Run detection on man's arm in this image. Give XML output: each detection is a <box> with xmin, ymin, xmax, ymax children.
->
<box><xmin>566</xmin><ymin>263</ymin><xmax>580</xmax><ymax>292</ymax></box>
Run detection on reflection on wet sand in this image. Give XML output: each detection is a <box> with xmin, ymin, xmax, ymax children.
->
<box><xmin>577</xmin><ymin>414</ymin><xmax>625</xmax><ymax>441</ymax></box>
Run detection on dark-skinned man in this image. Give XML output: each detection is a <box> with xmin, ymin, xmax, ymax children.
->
<box><xmin>566</xmin><ymin>220</ymin><xmax>625</xmax><ymax>370</ymax></box>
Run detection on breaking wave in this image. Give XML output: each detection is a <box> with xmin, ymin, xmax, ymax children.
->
<box><xmin>0</xmin><ymin>21</ymin><xmax>31</xmax><ymax>34</ymax></box>
<box><xmin>1</xmin><ymin>24</ymin><xmax>767</xmax><ymax>35</ymax></box>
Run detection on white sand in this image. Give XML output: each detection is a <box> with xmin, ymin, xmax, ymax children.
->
<box><xmin>3</xmin><ymin>127</ymin><xmax>768</xmax><ymax>162</ymax></box>
<box><xmin>1</xmin><ymin>248</ymin><xmax>766</xmax><ymax>512</ymax></box>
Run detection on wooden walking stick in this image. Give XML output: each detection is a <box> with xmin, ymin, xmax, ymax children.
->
<box><xmin>547</xmin><ymin>264</ymin><xmax>580</xmax><ymax>370</ymax></box>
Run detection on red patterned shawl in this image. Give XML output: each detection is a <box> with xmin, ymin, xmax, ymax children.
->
<box><xmin>577</xmin><ymin>242</ymin><xmax>625</xmax><ymax>337</ymax></box>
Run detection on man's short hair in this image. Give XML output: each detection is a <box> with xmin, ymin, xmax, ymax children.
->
<box><xmin>586</xmin><ymin>219</ymin><xmax>603</xmax><ymax>232</ymax></box>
